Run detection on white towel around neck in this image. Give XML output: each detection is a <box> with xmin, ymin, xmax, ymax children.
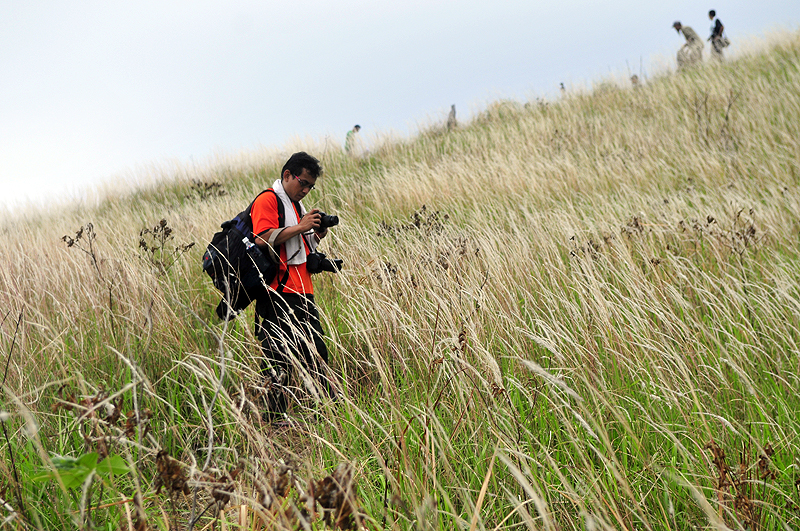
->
<box><xmin>272</xmin><ymin>179</ymin><xmax>318</xmax><ymax>265</ymax></box>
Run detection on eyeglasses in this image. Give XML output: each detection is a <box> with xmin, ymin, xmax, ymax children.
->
<box><xmin>294</xmin><ymin>175</ymin><xmax>315</xmax><ymax>190</ymax></box>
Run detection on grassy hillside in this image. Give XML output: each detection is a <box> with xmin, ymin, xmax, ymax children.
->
<box><xmin>1</xmin><ymin>31</ymin><xmax>800</xmax><ymax>530</ymax></box>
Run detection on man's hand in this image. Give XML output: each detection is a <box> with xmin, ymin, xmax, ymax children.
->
<box><xmin>314</xmin><ymin>227</ymin><xmax>329</xmax><ymax>241</ymax></box>
<box><xmin>255</xmin><ymin>209</ymin><xmax>328</xmax><ymax>249</ymax></box>
<box><xmin>298</xmin><ymin>209</ymin><xmax>321</xmax><ymax>232</ymax></box>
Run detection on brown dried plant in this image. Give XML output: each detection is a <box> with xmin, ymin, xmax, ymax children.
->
<box><xmin>154</xmin><ymin>449</ymin><xmax>190</xmax><ymax>531</ymax></box>
<box><xmin>303</xmin><ymin>463</ymin><xmax>365</xmax><ymax>530</ymax></box>
<box><xmin>154</xmin><ymin>450</ymin><xmax>190</xmax><ymax>496</ymax></box>
<box><xmin>138</xmin><ymin>218</ymin><xmax>195</xmax><ymax>275</ymax></box>
<box><xmin>705</xmin><ymin>439</ymin><xmax>779</xmax><ymax>530</ymax></box>
<box><xmin>209</xmin><ymin>463</ymin><xmax>241</xmax><ymax>511</ymax></box>
<box><xmin>677</xmin><ymin>208</ymin><xmax>765</xmax><ymax>260</ymax></box>
<box><xmin>61</xmin><ymin>223</ymin><xmax>122</xmax><ymax>313</ymax></box>
<box><xmin>189</xmin><ymin>179</ymin><xmax>226</xmax><ymax>200</ymax></box>
<box><xmin>61</xmin><ymin>223</ymin><xmax>102</xmax><ymax>278</ymax></box>
<box><xmin>256</xmin><ymin>461</ymin><xmax>294</xmax><ymax>509</ymax></box>
<box><xmin>50</xmin><ymin>386</ymin><xmax>128</xmax><ymax>458</ymax></box>
<box><xmin>124</xmin><ymin>409</ymin><xmax>152</xmax><ymax>439</ymax></box>
<box><xmin>182</xmin><ymin>462</ymin><xmax>243</xmax><ymax>529</ymax></box>
<box><xmin>376</xmin><ymin>204</ymin><xmax>449</xmax><ymax>242</ymax></box>
<box><xmin>705</xmin><ymin>440</ymin><xmax>732</xmax><ymax>493</ymax></box>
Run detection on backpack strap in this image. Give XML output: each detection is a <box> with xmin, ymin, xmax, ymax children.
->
<box><xmin>272</xmin><ymin>193</ymin><xmax>290</xmax><ymax>293</ymax></box>
<box><xmin>234</xmin><ymin>188</ymin><xmax>284</xmax><ymax>236</ymax></box>
<box><xmin>240</xmin><ymin>188</ymin><xmax>291</xmax><ymax>294</ymax></box>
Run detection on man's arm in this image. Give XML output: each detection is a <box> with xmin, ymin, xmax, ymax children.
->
<box><xmin>254</xmin><ymin>210</ymin><xmax>322</xmax><ymax>248</ymax></box>
<box><xmin>684</xmin><ymin>27</ymin><xmax>700</xmax><ymax>43</ymax></box>
<box><xmin>714</xmin><ymin>19</ymin><xmax>723</xmax><ymax>38</ymax></box>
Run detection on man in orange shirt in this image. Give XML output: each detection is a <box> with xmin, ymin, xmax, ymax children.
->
<box><xmin>251</xmin><ymin>151</ymin><xmax>334</xmax><ymax>422</ymax></box>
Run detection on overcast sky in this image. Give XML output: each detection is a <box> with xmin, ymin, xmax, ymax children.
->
<box><xmin>2</xmin><ymin>1</ymin><xmax>798</xmax><ymax>210</ymax></box>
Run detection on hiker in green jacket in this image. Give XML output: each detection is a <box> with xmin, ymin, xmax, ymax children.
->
<box><xmin>344</xmin><ymin>124</ymin><xmax>361</xmax><ymax>155</ymax></box>
<box><xmin>673</xmin><ymin>21</ymin><xmax>703</xmax><ymax>69</ymax></box>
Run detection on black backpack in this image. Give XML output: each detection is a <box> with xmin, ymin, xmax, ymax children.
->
<box><xmin>202</xmin><ymin>189</ymin><xmax>288</xmax><ymax>320</ymax></box>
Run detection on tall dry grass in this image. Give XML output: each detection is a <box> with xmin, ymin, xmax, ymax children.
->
<box><xmin>1</xmin><ymin>31</ymin><xmax>799</xmax><ymax>530</ymax></box>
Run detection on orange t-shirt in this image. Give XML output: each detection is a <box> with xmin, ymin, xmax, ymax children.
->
<box><xmin>251</xmin><ymin>190</ymin><xmax>314</xmax><ymax>295</ymax></box>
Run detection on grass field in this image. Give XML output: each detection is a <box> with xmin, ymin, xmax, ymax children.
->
<box><xmin>1</xmin><ymin>31</ymin><xmax>800</xmax><ymax>530</ymax></box>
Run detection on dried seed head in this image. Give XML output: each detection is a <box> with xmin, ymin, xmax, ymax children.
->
<box><xmin>210</xmin><ymin>464</ymin><xmax>241</xmax><ymax>510</ymax></box>
<box><xmin>310</xmin><ymin>463</ymin><xmax>363</xmax><ymax>530</ymax></box>
<box><xmin>704</xmin><ymin>440</ymin><xmax>731</xmax><ymax>489</ymax></box>
<box><xmin>758</xmin><ymin>442</ymin><xmax>778</xmax><ymax>481</ymax></box>
<box><xmin>124</xmin><ymin>409</ymin><xmax>152</xmax><ymax>438</ymax></box>
<box><xmin>154</xmin><ymin>450</ymin><xmax>190</xmax><ymax>496</ymax></box>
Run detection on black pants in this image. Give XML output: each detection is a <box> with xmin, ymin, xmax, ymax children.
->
<box><xmin>255</xmin><ymin>292</ymin><xmax>332</xmax><ymax>417</ymax></box>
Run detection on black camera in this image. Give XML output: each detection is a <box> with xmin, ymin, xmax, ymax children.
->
<box><xmin>306</xmin><ymin>252</ymin><xmax>343</xmax><ymax>274</ymax></box>
<box><xmin>318</xmin><ymin>211</ymin><xmax>339</xmax><ymax>229</ymax></box>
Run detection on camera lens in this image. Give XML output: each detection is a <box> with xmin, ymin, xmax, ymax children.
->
<box><xmin>306</xmin><ymin>252</ymin><xmax>343</xmax><ymax>274</ymax></box>
<box><xmin>318</xmin><ymin>212</ymin><xmax>339</xmax><ymax>228</ymax></box>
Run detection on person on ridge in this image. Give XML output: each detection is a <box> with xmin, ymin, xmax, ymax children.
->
<box><xmin>251</xmin><ymin>151</ymin><xmax>337</xmax><ymax>423</ymax></box>
<box><xmin>446</xmin><ymin>104</ymin><xmax>457</xmax><ymax>130</ymax></box>
<box><xmin>344</xmin><ymin>124</ymin><xmax>361</xmax><ymax>155</ymax></box>
<box><xmin>673</xmin><ymin>21</ymin><xmax>703</xmax><ymax>69</ymax></box>
<box><xmin>708</xmin><ymin>10</ymin><xmax>727</xmax><ymax>61</ymax></box>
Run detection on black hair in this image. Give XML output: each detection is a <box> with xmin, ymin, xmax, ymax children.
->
<box><xmin>281</xmin><ymin>151</ymin><xmax>322</xmax><ymax>179</ymax></box>
<box><xmin>709</xmin><ymin>10</ymin><xmax>716</xmax><ymax>17</ymax></box>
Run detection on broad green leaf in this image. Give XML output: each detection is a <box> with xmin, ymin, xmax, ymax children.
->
<box><xmin>35</xmin><ymin>452</ymin><xmax>128</xmax><ymax>488</ymax></box>
<box><xmin>96</xmin><ymin>455</ymin><xmax>131</xmax><ymax>477</ymax></box>
<box><xmin>60</xmin><ymin>469</ymin><xmax>90</xmax><ymax>489</ymax></box>
<box><xmin>77</xmin><ymin>452</ymin><xmax>99</xmax><ymax>470</ymax></box>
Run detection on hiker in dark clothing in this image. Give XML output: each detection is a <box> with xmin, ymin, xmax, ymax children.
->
<box><xmin>708</xmin><ymin>10</ymin><xmax>727</xmax><ymax>61</ymax></box>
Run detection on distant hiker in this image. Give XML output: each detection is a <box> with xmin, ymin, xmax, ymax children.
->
<box><xmin>344</xmin><ymin>125</ymin><xmax>361</xmax><ymax>155</ymax></box>
<box><xmin>673</xmin><ymin>21</ymin><xmax>703</xmax><ymax>69</ymax></box>
<box><xmin>446</xmin><ymin>104</ymin><xmax>457</xmax><ymax>130</ymax></box>
<box><xmin>708</xmin><ymin>10</ymin><xmax>728</xmax><ymax>61</ymax></box>
<box><xmin>251</xmin><ymin>152</ymin><xmax>338</xmax><ymax>422</ymax></box>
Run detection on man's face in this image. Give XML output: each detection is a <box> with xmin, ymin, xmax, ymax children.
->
<box><xmin>283</xmin><ymin>168</ymin><xmax>317</xmax><ymax>202</ymax></box>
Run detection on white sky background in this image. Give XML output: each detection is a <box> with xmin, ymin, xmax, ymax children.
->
<box><xmin>1</xmin><ymin>1</ymin><xmax>799</xmax><ymax>211</ymax></box>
